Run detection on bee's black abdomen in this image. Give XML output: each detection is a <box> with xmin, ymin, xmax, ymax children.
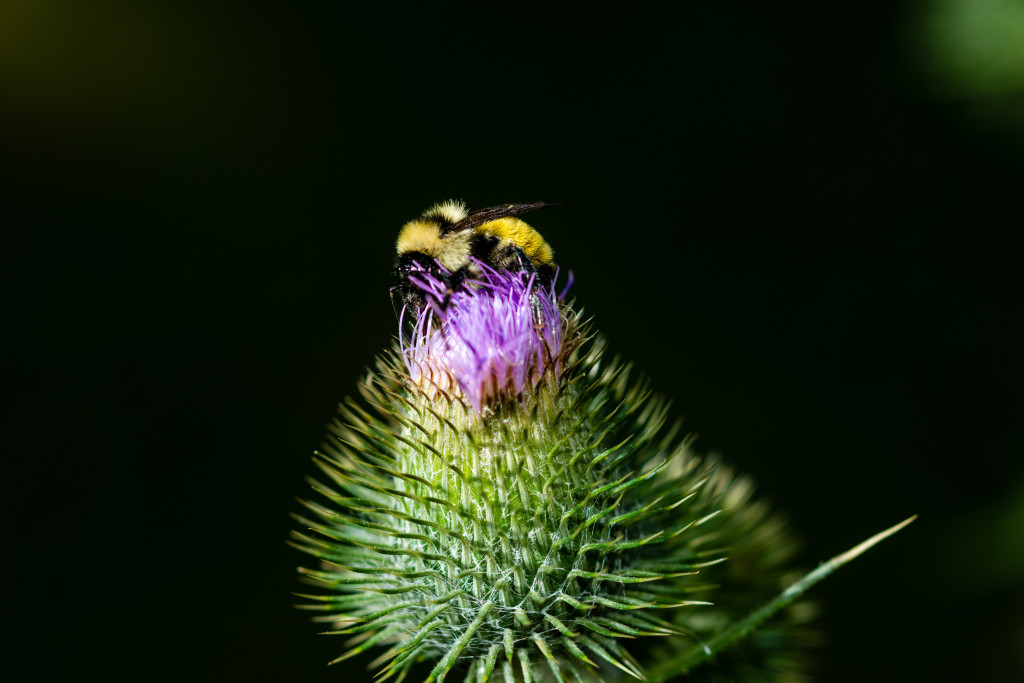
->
<box><xmin>536</xmin><ymin>263</ymin><xmax>556</xmax><ymax>289</ymax></box>
<box><xmin>470</xmin><ymin>233</ymin><xmax>502</xmax><ymax>263</ymax></box>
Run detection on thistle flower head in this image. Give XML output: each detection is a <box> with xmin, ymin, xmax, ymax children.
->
<box><xmin>292</xmin><ymin>212</ymin><xmax>815</xmax><ymax>683</ymax></box>
<box><xmin>401</xmin><ymin>261</ymin><xmax>566</xmax><ymax>413</ymax></box>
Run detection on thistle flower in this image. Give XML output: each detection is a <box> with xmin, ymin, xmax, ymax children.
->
<box><xmin>399</xmin><ymin>262</ymin><xmax>566</xmax><ymax>414</ymax></box>
<box><xmin>291</xmin><ymin>240</ymin><xmax>910</xmax><ymax>681</ymax></box>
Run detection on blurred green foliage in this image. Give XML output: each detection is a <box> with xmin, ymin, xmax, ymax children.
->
<box><xmin>909</xmin><ymin>0</ymin><xmax>1024</xmax><ymax>138</ymax></box>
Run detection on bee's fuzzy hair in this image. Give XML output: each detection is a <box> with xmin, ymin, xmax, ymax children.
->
<box><xmin>422</xmin><ymin>199</ymin><xmax>468</xmax><ymax>225</ymax></box>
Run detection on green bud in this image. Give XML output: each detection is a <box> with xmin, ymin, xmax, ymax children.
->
<box><xmin>292</xmin><ymin>255</ymin><xmax>817</xmax><ymax>681</ymax></box>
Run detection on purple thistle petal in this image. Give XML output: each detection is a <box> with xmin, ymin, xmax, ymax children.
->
<box><xmin>401</xmin><ymin>260</ymin><xmax>567</xmax><ymax>413</ymax></box>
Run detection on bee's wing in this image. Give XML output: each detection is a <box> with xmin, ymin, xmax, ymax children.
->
<box><xmin>459</xmin><ymin>202</ymin><xmax>561</xmax><ymax>230</ymax></box>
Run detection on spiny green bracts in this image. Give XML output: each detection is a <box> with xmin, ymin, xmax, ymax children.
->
<box><xmin>652</xmin><ymin>461</ymin><xmax>820</xmax><ymax>682</ymax></box>
<box><xmin>292</xmin><ymin>263</ymin><xmax>816</xmax><ymax>682</ymax></box>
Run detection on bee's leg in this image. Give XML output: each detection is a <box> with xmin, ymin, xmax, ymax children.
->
<box><xmin>447</xmin><ymin>267</ymin><xmax>469</xmax><ymax>293</ymax></box>
<box><xmin>508</xmin><ymin>246</ymin><xmax>538</xmax><ymax>278</ymax></box>
<box><xmin>503</xmin><ymin>247</ymin><xmax>552</xmax><ymax>329</ymax></box>
<box><xmin>389</xmin><ymin>286</ymin><xmax>404</xmax><ymax>320</ymax></box>
<box><xmin>391</xmin><ymin>285</ymin><xmax>419</xmax><ymax>343</ymax></box>
<box><xmin>434</xmin><ymin>267</ymin><xmax>469</xmax><ymax>315</ymax></box>
<box><xmin>507</xmin><ymin>247</ymin><xmax>555</xmax><ymax>296</ymax></box>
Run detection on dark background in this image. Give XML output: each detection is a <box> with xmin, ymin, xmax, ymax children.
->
<box><xmin>5</xmin><ymin>1</ymin><xmax>1023</xmax><ymax>681</ymax></box>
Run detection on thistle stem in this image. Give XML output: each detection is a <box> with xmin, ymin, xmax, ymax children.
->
<box><xmin>644</xmin><ymin>515</ymin><xmax>918</xmax><ymax>682</ymax></box>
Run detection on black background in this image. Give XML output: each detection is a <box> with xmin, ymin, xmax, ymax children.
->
<box><xmin>5</xmin><ymin>2</ymin><xmax>1022</xmax><ymax>681</ymax></box>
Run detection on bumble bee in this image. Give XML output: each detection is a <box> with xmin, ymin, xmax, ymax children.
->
<box><xmin>392</xmin><ymin>200</ymin><xmax>558</xmax><ymax>317</ymax></box>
